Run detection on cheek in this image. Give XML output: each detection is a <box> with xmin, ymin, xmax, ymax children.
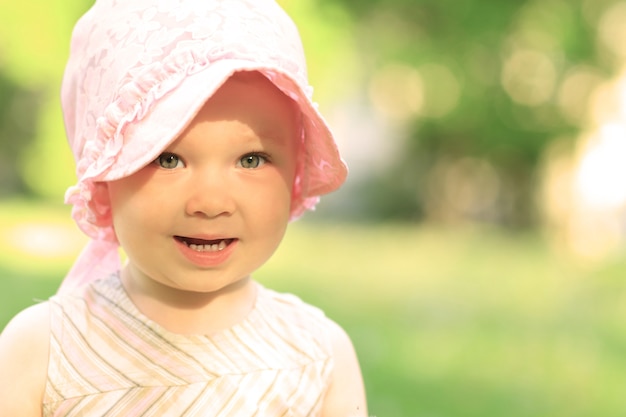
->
<box><xmin>241</xmin><ymin>172</ymin><xmax>292</xmax><ymax>234</ymax></box>
<box><xmin>107</xmin><ymin>178</ymin><xmax>165</xmax><ymax>239</ymax></box>
<box><xmin>248</xmin><ymin>183</ymin><xmax>292</xmax><ymax>221</ymax></box>
<box><xmin>107</xmin><ymin>189</ymin><xmax>140</xmax><ymax>245</ymax></box>
<box><xmin>276</xmin><ymin>152</ymin><xmax>299</xmax><ymax>200</ymax></box>
<box><xmin>248</xmin><ymin>191</ymin><xmax>290</xmax><ymax>261</ymax></box>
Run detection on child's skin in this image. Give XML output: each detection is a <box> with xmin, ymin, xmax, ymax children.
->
<box><xmin>0</xmin><ymin>72</ymin><xmax>367</xmax><ymax>416</ymax></box>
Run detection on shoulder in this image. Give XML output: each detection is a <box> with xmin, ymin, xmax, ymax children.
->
<box><xmin>261</xmin><ymin>287</ymin><xmax>326</xmax><ymax>320</ymax></box>
<box><xmin>258</xmin><ymin>288</ymin><xmax>339</xmax><ymax>354</ymax></box>
<box><xmin>0</xmin><ymin>302</ymin><xmax>51</xmax><ymax>416</ymax></box>
<box><xmin>320</xmin><ymin>319</ymin><xmax>368</xmax><ymax>417</ymax></box>
<box><xmin>260</xmin><ymin>287</ymin><xmax>368</xmax><ymax>416</ymax></box>
<box><xmin>259</xmin><ymin>287</ymin><xmax>331</xmax><ymax>335</ymax></box>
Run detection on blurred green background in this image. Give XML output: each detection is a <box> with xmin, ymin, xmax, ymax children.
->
<box><xmin>3</xmin><ymin>0</ymin><xmax>626</xmax><ymax>415</ymax></box>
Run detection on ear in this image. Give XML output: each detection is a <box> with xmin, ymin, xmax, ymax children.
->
<box><xmin>88</xmin><ymin>182</ymin><xmax>113</xmax><ymax>227</ymax></box>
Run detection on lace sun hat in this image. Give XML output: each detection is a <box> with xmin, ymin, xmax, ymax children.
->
<box><xmin>59</xmin><ymin>0</ymin><xmax>347</xmax><ymax>294</ymax></box>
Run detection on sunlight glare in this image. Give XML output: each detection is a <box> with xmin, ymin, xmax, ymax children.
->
<box><xmin>576</xmin><ymin>124</ymin><xmax>626</xmax><ymax>209</ymax></box>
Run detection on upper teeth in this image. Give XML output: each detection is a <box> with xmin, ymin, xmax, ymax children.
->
<box><xmin>187</xmin><ymin>240</ymin><xmax>228</xmax><ymax>252</ymax></box>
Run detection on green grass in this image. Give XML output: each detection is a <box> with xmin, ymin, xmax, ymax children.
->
<box><xmin>2</xmin><ymin>201</ymin><xmax>626</xmax><ymax>416</ymax></box>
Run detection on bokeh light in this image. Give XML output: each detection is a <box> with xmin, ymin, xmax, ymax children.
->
<box><xmin>501</xmin><ymin>49</ymin><xmax>557</xmax><ymax>107</ymax></box>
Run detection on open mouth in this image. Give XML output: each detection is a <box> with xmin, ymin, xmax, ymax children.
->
<box><xmin>174</xmin><ymin>236</ymin><xmax>235</xmax><ymax>252</ymax></box>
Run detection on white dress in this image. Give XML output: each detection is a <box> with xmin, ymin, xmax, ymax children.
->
<box><xmin>43</xmin><ymin>274</ymin><xmax>334</xmax><ymax>416</ymax></box>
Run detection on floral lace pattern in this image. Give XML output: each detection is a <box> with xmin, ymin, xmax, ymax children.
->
<box><xmin>62</xmin><ymin>0</ymin><xmax>347</xmax><ymax>242</ymax></box>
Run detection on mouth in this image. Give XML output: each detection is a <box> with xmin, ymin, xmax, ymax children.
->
<box><xmin>174</xmin><ymin>236</ymin><xmax>236</xmax><ymax>252</ymax></box>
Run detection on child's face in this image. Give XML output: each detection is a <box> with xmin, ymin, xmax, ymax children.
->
<box><xmin>105</xmin><ymin>72</ymin><xmax>299</xmax><ymax>295</ymax></box>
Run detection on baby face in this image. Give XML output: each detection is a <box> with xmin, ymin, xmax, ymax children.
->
<box><xmin>105</xmin><ymin>72</ymin><xmax>299</xmax><ymax>295</ymax></box>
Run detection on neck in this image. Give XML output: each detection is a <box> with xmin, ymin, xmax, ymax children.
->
<box><xmin>120</xmin><ymin>268</ymin><xmax>258</xmax><ymax>335</ymax></box>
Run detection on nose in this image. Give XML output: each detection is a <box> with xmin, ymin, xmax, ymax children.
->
<box><xmin>184</xmin><ymin>171</ymin><xmax>236</xmax><ymax>218</ymax></box>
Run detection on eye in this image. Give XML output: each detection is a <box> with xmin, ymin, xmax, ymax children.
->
<box><xmin>239</xmin><ymin>153</ymin><xmax>269</xmax><ymax>169</ymax></box>
<box><xmin>154</xmin><ymin>152</ymin><xmax>185</xmax><ymax>169</ymax></box>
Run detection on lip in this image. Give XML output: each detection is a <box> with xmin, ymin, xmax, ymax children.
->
<box><xmin>173</xmin><ymin>235</ymin><xmax>238</xmax><ymax>268</ymax></box>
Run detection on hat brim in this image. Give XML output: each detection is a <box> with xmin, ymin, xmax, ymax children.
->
<box><xmin>99</xmin><ymin>59</ymin><xmax>347</xmax><ymax>205</ymax></box>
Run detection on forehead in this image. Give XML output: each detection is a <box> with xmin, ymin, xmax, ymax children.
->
<box><xmin>192</xmin><ymin>71</ymin><xmax>300</xmax><ymax>135</ymax></box>
<box><xmin>155</xmin><ymin>70</ymin><xmax>302</xmax><ymax>167</ymax></box>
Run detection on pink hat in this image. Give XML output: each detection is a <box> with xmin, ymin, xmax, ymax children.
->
<box><xmin>59</xmin><ymin>0</ymin><xmax>347</xmax><ymax>294</ymax></box>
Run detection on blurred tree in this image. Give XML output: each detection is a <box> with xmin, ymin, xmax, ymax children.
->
<box><xmin>0</xmin><ymin>0</ymin><xmax>620</xmax><ymax>229</ymax></box>
<box><xmin>321</xmin><ymin>0</ymin><xmax>615</xmax><ymax>227</ymax></box>
<box><xmin>0</xmin><ymin>73</ymin><xmax>41</xmax><ymax>196</ymax></box>
<box><xmin>0</xmin><ymin>0</ymin><xmax>93</xmax><ymax>200</ymax></box>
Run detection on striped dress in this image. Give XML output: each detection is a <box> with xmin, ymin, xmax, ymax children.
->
<box><xmin>43</xmin><ymin>275</ymin><xmax>334</xmax><ymax>416</ymax></box>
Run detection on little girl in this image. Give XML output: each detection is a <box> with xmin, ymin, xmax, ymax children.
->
<box><xmin>0</xmin><ymin>0</ymin><xmax>367</xmax><ymax>415</ymax></box>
